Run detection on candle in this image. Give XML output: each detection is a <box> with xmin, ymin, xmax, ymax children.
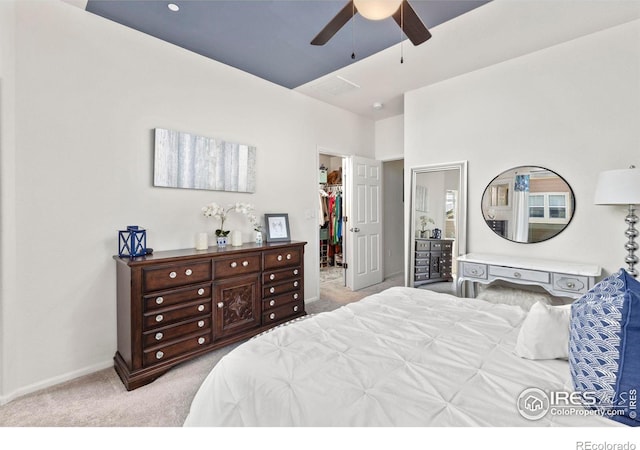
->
<box><xmin>195</xmin><ymin>233</ymin><xmax>208</xmax><ymax>250</ymax></box>
<box><xmin>231</xmin><ymin>230</ymin><xmax>243</xmax><ymax>246</ymax></box>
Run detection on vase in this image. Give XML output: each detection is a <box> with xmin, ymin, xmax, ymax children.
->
<box><xmin>216</xmin><ymin>236</ymin><xmax>228</xmax><ymax>247</ymax></box>
<box><xmin>255</xmin><ymin>231</ymin><xmax>263</xmax><ymax>245</ymax></box>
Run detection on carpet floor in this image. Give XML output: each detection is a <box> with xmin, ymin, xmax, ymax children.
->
<box><xmin>0</xmin><ymin>274</ymin><xmax>404</xmax><ymax>427</ymax></box>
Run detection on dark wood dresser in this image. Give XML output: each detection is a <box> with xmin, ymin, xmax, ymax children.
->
<box><xmin>414</xmin><ymin>239</ymin><xmax>453</xmax><ymax>286</ymax></box>
<box><xmin>113</xmin><ymin>241</ymin><xmax>306</xmax><ymax>390</ymax></box>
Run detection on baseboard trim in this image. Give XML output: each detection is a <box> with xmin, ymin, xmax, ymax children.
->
<box><xmin>0</xmin><ymin>359</ymin><xmax>113</xmax><ymax>406</ymax></box>
<box><xmin>305</xmin><ymin>295</ymin><xmax>320</xmax><ymax>304</ymax></box>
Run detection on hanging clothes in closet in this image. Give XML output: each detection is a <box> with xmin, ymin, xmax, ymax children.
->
<box><xmin>319</xmin><ymin>185</ymin><xmax>343</xmax><ymax>267</ymax></box>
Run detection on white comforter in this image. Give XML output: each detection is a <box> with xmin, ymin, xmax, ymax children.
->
<box><xmin>184</xmin><ymin>287</ymin><xmax>616</xmax><ymax>427</ymax></box>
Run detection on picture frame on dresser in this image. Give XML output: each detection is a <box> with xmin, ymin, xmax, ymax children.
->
<box><xmin>264</xmin><ymin>213</ymin><xmax>290</xmax><ymax>242</ymax></box>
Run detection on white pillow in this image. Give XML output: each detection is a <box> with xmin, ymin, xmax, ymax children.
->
<box><xmin>514</xmin><ymin>301</ymin><xmax>572</xmax><ymax>360</ymax></box>
<box><xmin>475</xmin><ymin>284</ymin><xmax>552</xmax><ymax>311</ymax></box>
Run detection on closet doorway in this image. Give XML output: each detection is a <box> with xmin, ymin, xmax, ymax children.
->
<box><xmin>318</xmin><ymin>152</ymin><xmax>347</xmax><ymax>292</ymax></box>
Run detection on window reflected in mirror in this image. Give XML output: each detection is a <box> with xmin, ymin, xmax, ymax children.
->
<box><xmin>481</xmin><ymin>166</ymin><xmax>575</xmax><ymax>243</ymax></box>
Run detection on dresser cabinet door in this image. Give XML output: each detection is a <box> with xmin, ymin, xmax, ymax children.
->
<box><xmin>214</xmin><ymin>274</ymin><xmax>261</xmax><ymax>339</ymax></box>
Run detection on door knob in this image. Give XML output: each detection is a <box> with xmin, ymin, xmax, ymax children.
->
<box><xmin>350</xmin><ymin>227</ymin><xmax>360</xmax><ymax>232</ymax></box>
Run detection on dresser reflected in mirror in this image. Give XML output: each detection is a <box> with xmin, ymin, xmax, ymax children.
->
<box><xmin>482</xmin><ymin>166</ymin><xmax>575</xmax><ymax>243</ymax></box>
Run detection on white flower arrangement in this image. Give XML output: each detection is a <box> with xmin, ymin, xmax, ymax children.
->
<box><xmin>202</xmin><ymin>202</ymin><xmax>260</xmax><ymax>236</ymax></box>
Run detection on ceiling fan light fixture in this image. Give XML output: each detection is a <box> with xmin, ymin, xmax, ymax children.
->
<box><xmin>354</xmin><ymin>0</ymin><xmax>403</xmax><ymax>21</ymax></box>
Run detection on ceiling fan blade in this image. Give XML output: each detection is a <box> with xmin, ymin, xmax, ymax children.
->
<box><xmin>393</xmin><ymin>0</ymin><xmax>432</xmax><ymax>46</ymax></box>
<box><xmin>311</xmin><ymin>1</ymin><xmax>355</xmax><ymax>46</ymax></box>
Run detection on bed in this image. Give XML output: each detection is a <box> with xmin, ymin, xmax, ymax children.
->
<box><xmin>183</xmin><ymin>286</ymin><xmax>620</xmax><ymax>427</ymax></box>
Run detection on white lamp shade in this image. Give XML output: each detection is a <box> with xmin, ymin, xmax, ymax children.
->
<box><xmin>354</xmin><ymin>0</ymin><xmax>403</xmax><ymax>20</ymax></box>
<box><xmin>594</xmin><ymin>167</ymin><xmax>640</xmax><ymax>205</ymax></box>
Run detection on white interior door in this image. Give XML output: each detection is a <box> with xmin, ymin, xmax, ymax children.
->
<box><xmin>346</xmin><ymin>156</ymin><xmax>383</xmax><ymax>290</ymax></box>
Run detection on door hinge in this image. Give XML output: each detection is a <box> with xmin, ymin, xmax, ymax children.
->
<box><xmin>343</xmin><ymin>263</ymin><xmax>348</xmax><ymax>269</ymax></box>
<box><xmin>343</xmin><ymin>216</ymin><xmax>348</xmax><ymax>222</ymax></box>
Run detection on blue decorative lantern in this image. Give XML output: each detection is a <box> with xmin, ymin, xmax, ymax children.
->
<box><xmin>118</xmin><ymin>225</ymin><xmax>147</xmax><ymax>258</ymax></box>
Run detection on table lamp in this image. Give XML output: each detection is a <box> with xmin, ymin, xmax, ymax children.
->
<box><xmin>594</xmin><ymin>165</ymin><xmax>640</xmax><ymax>277</ymax></box>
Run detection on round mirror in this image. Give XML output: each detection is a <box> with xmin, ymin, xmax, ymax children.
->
<box><xmin>481</xmin><ymin>166</ymin><xmax>575</xmax><ymax>243</ymax></box>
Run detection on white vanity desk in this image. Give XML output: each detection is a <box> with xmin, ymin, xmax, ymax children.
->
<box><xmin>457</xmin><ymin>253</ymin><xmax>601</xmax><ymax>299</ymax></box>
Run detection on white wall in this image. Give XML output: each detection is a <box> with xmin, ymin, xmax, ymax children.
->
<box><xmin>375</xmin><ymin>115</ymin><xmax>404</xmax><ymax>161</ymax></box>
<box><xmin>0</xmin><ymin>0</ymin><xmax>374</xmax><ymax>401</ymax></box>
<box><xmin>0</xmin><ymin>0</ymin><xmax>17</xmax><ymax>400</ymax></box>
<box><xmin>405</xmin><ymin>19</ymin><xmax>640</xmax><ymax>277</ymax></box>
<box><xmin>383</xmin><ymin>160</ymin><xmax>404</xmax><ymax>277</ymax></box>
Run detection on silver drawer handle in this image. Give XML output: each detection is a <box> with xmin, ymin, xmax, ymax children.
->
<box><xmin>155</xmin><ymin>296</ymin><xmax>164</xmax><ymax>305</ymax></box>
<box><xmin>566</xmin><ymin>282</ymin><xmax>576</xmax><ymax>288</ymax></box>
<box><xmin>156</xmin><ymin>351</ymin><xmax>164</xmax><ymax>360</ymax></box>
<box><xmin>269</xmin><ymin>300</ymin><xmax>275</xmax><ymax>307</ymax></box>
<box><xmin>513</xmin><ymin>272</ymin><xmax>522</xmax><ymax>278</ymax></box>
<box><xmin>286</xmin><ymin>253</ymin><xmax>292</xmax><ymax>260</ymax></box>
<box><xmin>155</xmin><ymin>314</ymin><xmax>163</xmax><ymax>322</ymax></box>
<box><xmin>197</xmin><ymin>304</ymin><xmax>205</xmax><ymax>312</ymax></box>
<box><xmin>185</xmin><ymin>269</ymin><xmax>193</xmax><ymax>276</ymax></box>
<box><xmin>470</xmin><ymin>269</ymin><xmax>478</xmax><ymax>275</ymax></box>
<box><xmin>293</xmin><ymin>293</ymin><xmax>299</xmax><ymax>300</ymax></box>
<box><xmin>269</xmin><ymin>313</ymin><xmax>275</xmax><ymax>320</ymax></box>
<box><xmin>277</xmin><ymin>255</ymin><xmax>283</xmax><ymax>261</ymax></box>
<box><xmin>242</xmin><ymin>261</ymin><xmax>249</xmax><ymax>267</ymax></box>
<box><xmin>155</xmin><ymin>332</ymin><xmax>163</xmax><ymax>341</ymax></box>
<box><xmin>270</xmin><ymin>287</ymin><xmax>275</xmax><ymax>294</ymax></box>
<box><xmin>169</xmin><ymin>271</ymin><xmax>177</xmax><ymax>279</ymax></box>
<box><xmin>230</xmin><ymin>262</ymin><xmax>237</xmax><ymax>268</ymax></box>
<box><xmin>198</xmin><ymin>337</ymin><xmax>205</xmax><ymax>345</ymax></box>
<box><xmin>197</xmin><ymin>288</ymin><xmax>205</xmax><ymax>295</ymax></box>
<box><xmin>293</xmin><ymin>305</ymin><xmax>299</xmax><ymax>312</ymax></box>
<box><xmin>198</xmin><ymin>320</ymin><xmax>205</xmax><ymax>327</ymax></box>
<box><xmin>217</xmin><ymin>302</ymin><xmax>224</xmax><ymax>309</ymax></box>
<box><xmin>270</xmin><ymin>274</ymin><xmax>276</xmax><ymax>280</ymax></box>
<box><xmin>293</xmin><ymin>269</ymin><xmax>299</xmax><ymax>275</ymax></box>
<box><xmin>293</xmin><ymin>281</ymin><xmax>299</xmax><ymax>287</ymax></box>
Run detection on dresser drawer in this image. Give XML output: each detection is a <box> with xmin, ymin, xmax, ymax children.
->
<box><xmin>142</xmin><ymin>317</ymin><xmax>211</xmax><ymax>348</ymax></box>
<box><xmin>415</xmin><ymin>258</ymin><xmax>430</xmax><ymax>267</ymax></box>
<box><xmin>143</xmin><ymin>299</ymin><xmax>211</xmax><ymax>330</ymax></box>
<box><xmin>461</xmin><ymin>262</ymin><xmax>487</xmax><ymax>279</ymax></box>
<box><xmin>415</xmin><ymin>265</ymin><xmax>429</xmax><ymax>274</ymax></box>
<box><xmin>415</xmin><ymin>273</ymin><xmax>430</xmax><ymax>282</ymax></box>
<box><xmin>214</xmin><ymin>254</ymin><xmax>261</xmax><ymax>279</ymax></box>
<box><xmin>264</xmin><ymin>278</ymin><xmax>301</xmax><ymax>298</ymax></box>
<box><xmin>415</xmin><ymin>240</ymin><xmax>431</xmax><ymax>251</ymax></box>
<box><xmin>143</xmin><ymin>260</ymin><xmax>211</xmax><ymax>292</ymax></box>
<box><xmin>430</xmin><ymin>241</ymin><xmax>443</xmax><ymax>251</ymax></box>
<box><xmin>263</xmin><ymin>266</ymin><xmax>302</xmax><ymax>284</ymax></box>
<box><xmin>143</xmin><ymin>331</ymin><xmax>212</xmax><ymax>367</ymax></box>
<box><xmin>143</xmin><ymin>283</ymin><xmax>211</xmax><ymax>312</ymax></box>
<box><xmin>262</xmin><ymin>300</ymin><xmax>304</xmax><ymax>325</ymax></box>
<box><xmin>489</xmin><ymin>265</ymin><xmax>549</xmax><ymax>284</ymax></box>
<box><xmin>264</xmin><ymin>247</ymin><xmax>302</xmax><ymax>270</ymax></box>
<box><xmin>552</xmin><ymin>274</ymin><xmax>588</xmax><ymax>295</ymax></box>
<box><xmin>263</xmin><ymin>290</ymin><xmax>302</xmax><ymax>311</ymax></box>
<box><xmin>415</xmin><ymin>251</ymin><xmax>430</xmax><ymax>259</ymax></box>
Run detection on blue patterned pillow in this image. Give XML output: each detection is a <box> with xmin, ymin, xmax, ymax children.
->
<box><xmin>569</xmin><ymin>269</ymin><xmax>640</xmax><ymax>426</ymax></box>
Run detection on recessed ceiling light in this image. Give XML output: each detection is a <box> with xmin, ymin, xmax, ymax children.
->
<box><xmin>372</xmin><ymin>102</ymin><xmax>384</xmax><ymax>110</ymax></box>
<box><xmin>168</xmin><ymin>3</ymin><xmax>180</xmax><ymax>12</ymax></box>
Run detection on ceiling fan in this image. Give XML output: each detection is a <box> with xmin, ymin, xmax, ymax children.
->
<box><xmin>311</xmin><ymin>0</ymin><xmax>432</xmax><ymax>47</ymax></box>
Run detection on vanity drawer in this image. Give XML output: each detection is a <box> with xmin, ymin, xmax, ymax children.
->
<box><xmin>214</xmin><ymin>254</ymin><xmax>261</xmax><ymax>279</ymax></box>
<box><xmin>552</xmin><ymin>274</ymin><xmax>588</xmax><ymax>294</ymax></box>
<box><xmin>142</xmin><ymin>317</ymin><xmax>211</xmax><ymax>348</ymax></box>
<box><xmin>489</xmin><ymin>266</ymin><xmax>549</xmax><ymax>284</ymax></box>
<box><xmin>262</xmin><ymin>300</ymin><xmax>304</xmax><ymax>324</ymax></box>
<box><xmin>264</xmin><ymin>248</ymin><xmax>302</xmax><ymax>270</ymax></box>
<box><xmin>143</xmin><ymin>283</ymin><xmax>211</xmax><ymax>312</ymax></box>
<box><xmin>262</xmin><ymin>290</ymin><xmax>302</xmax><ymax>311</ymax></box>
<box><xmin>263</xmin><ymin>278</ymin><xmax>302</xmax><ymax>298</ymax></box>
<box><xmin>143</xmin><ymin>299</ymin><xmax>211</xmax><ymax>330</ymax></box>
<box><xmin>461</xmin><ymin>262</ymin><xmax>487</xmax><ymax>279</ymax></box>
<box><xmin>143</xmin><ymin>331</ymin><xmax>212</xmax><ymax>367</ymax></box>
<box><xmin>263</xmin><ymin>266</ymin><xmax>301</xmax><ymax>284</ymax></box>
<box><xmin>143</xmin><ymin>260</ymin><xmax>211</xmax><ymax>292</ymax></box>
